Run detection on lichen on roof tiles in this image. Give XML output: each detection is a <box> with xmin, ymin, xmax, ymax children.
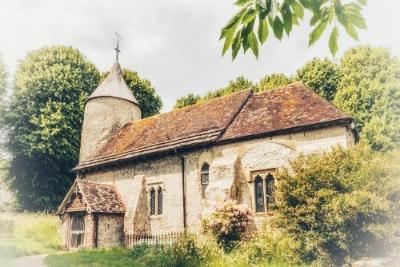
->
<box><xmin>220</xmin><ymin>83</ymin><xmax>351</xmax><ymax>141</ymax></box>
<box><xmin>74</xmin><ymin>83</ymin><xmax>351</xmax><ymax>171</ymax></box>
<box><xmin>57</xmin><ymin>179</ymin><xmax>126</xmax><ymax>214</ymax></box>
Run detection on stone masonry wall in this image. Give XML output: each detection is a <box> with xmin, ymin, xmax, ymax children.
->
<box><xmin>80</xmin><ymin>97</ymin><xmax>141</xmax><ymax>162</ymax></box>
<box><xmin>97</xmin><ymin>214</ymin><xmax>124</xmax><ymax>248</ymax></box>
<box><xmin>82</xmin><ymin>124</ymin><xmax>355</xmax><ymax>237</ymax></box>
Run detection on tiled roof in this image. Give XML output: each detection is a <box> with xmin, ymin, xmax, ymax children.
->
<box><xmin>75</xmin><ymin>90</ymin><xmax>252</xmax><ymax>169</ymax></box>
<box><xmin>57</xmin><ymin>179</ymin><xmax>126</xmax><ymax>214</ymax></box>
<box><xmin>74</xmin><ymin>83</ymin><xmax>351</xmax><ymax>171</ymax></box>
<box><xmin>220</xmin><ymin>83</ymin><xmax>351</xmax><ymax>141</ymax></box>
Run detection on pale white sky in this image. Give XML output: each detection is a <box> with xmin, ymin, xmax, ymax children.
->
<box><xmin>0</xmin><ymin>0</ymin><xmax>399</xmax><ymax>111</ymax></box>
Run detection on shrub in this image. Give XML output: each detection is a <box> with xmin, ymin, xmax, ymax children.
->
<box><xmin>202</xmin><ymin>202</ymin><xmax>255</xmax><ymax>251</ymax></box>
<box><xmin>128</xmin><ymin>234</ymin><xmax>224</xmax><ymax>267</ymax></box>
<box><xmin>273</xmin><ymin>145</ymin><xmax>400</xmax><ymax>266</ymax></box>
<box><xmin>232</xmin><ymin>223</ymin><xmax>301</xmax><ymax>266</ymax></box>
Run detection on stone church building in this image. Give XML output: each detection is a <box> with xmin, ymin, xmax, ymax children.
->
<box><xmin>57</xmin><ymin>62</ymin><xmax>355</xmax><ymax>249</ymax></box>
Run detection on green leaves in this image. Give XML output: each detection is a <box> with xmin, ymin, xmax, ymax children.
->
<box><xmin>273</xmin><ymin>16</ymin><xmax>284</xmax><ymax>40</ymax></box>
<box><xmin>258</xmin><ymin>19</ymin><xmax>269</xmax><ymax>44</ymax></box>
<box><xmin>309</xmin><ymin>18</ymin><xmax>329</xmax><ymax>46</ymax></box>
<box><xmin>329</xmin><ymin>26</ymin><xmax>339</xmax><ymax>56</ymax></box>
<box><xmin>221</xmin><ymin>0</ymin><xmax>367</xmax><ymax>60</ymax></box>
<box><xmin>249</xmin><ymin>31</ymin><xmax>259</xmax><ymax>58</ymax></box>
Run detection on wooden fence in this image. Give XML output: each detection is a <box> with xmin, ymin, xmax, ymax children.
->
<box><xmin>0</xmin><ymin>220</ymin><xmax>14</xmax><ymax>239</ymax></box>
<box><xmin>125</xmin><ymin>232</ymin><xmax>185</xmax><ymax>248</ymax></box>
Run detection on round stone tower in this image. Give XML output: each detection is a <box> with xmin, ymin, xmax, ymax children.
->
<box><xmin>79</xmin><ymin>62</ymin><xmax>141</xmax><ymax>162</ymax></box>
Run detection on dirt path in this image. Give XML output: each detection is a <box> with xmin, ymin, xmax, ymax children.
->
<box><xmin>14</xmin><ymin>254</ymin><xmax>47</xmax><ymax>267</ymax></box>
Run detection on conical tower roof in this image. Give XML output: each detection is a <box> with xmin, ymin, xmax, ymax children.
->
<box><xmin>87</xmin><ymin>62</ymin><xmax>139</xmax><ymax>104</ymax></box>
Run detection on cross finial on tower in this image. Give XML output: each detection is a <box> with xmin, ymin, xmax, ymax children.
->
<box><xmin>114</xmin><ymin>32</ymin><xmax>123</xmax><ymax>62</ymax></box>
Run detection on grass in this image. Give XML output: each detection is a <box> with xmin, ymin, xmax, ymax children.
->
<box><xmin>0</xmin><ymin>212</ymin><xmax>61</xmax><ymax>261</ymax></box>
<box><xmin>46</xmin><ymin>249</ymin><xmax>144</xmax><ymax>267</ymax></box>
<box><xmin>45</xmin><ymin>235</ymin><xmax>310</xmax><ymax>267</ymax></box>
<box><xmin>45</xmin><ymin>247</ymin><xmax>308</xmax><ymax>267</ymax></box>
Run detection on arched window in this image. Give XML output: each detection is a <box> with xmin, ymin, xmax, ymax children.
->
<box><xmin>157</xmin><ymin>187</ymin><xmax>163</xmax><ymax>215</ymax></box>
<box><xmin>265</xmin><ymin>174</ymin><xmax>276</xmax><ymax>209</ymax></box>
<box><xmin>254</xmin><ymin>175</ymin><xmax>265</xmax><ymax>212</ymax></box>
<box><xmin>150</xmin><ymin>187</ymin><xmax>156</xmax><ymax>215</ymax></box>
<box><xmin>201</xmin><ymin>163</ymin><xmax>210</xmax><ymax>199</ymax></box>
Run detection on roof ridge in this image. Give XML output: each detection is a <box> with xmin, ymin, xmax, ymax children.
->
<box><xmin>216</xmin><ymin>90</ymin><xmax>253</xmax><ymax>141</ymax></box>
<box><xmin>77</xmin><ymin>179</ymin><xmax>115</xmax><ymax>187</ymax></box>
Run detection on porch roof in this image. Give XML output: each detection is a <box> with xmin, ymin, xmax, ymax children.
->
<box><xmin>57</xmin><ymin>179</ymin><xmax>126</xmax><ymax>215</ymax></box>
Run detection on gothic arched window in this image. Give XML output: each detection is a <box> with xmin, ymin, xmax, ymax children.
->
<box><xmin>266</xmin><ymin>174</ymin><xmax>276</xmax><ymax>209</ymax></box>
<box><xmin>254</xmin><ymin>175</ymin><xmax>265</xmax><ymax>212</ymax></box>
<box><xmin>201</xmin><ymin>163</ymin><xmax>210</xmax><ymax>199</ymax></box>
<box><xmin>150</xmin><ymin>187</ymin><xmax>156</xmax><ymax>215</ymax></box>
<box><xmin>157</xmin><ymin>187</ymin><xmax>163</xmax><ymax>215</ymax></box>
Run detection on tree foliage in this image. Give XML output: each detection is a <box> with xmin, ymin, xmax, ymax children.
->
<box><xmin>1</xmin><ymin>46</ymin><xmax>101</xmax><ymax>211</ymax></box>
<box><xmin>296</xmin><ymin>58</ymin><xmax>341</xmax><ymax>101</ymax></box>
<box><xmin>256</xmin><ymin>73</ymin><xmax>293</xmax><ymax>92</ymax></box>
<box><xmin>274</xmin><ymin>145</ymin><xmax>400</xmax><ymax>265</ymax></box>
<box><xmin>174</xmin><ymin>94</ymin><xmax>201</xmax><ymax>109</ymax></box>
<box><xmin>221</xmin><ymin>0</ymin><xmax>367</xmax><ymax>60</ymax></box>
<box><xmin>334</xmin><ymin>46</ymin><xmax>400</xmax><ymax>151</ymax></box>
<box><xmin>174</xmin><ymin>76</ymin><xmax>255</xmax><ymax>109</ymax></box>
<box><xmin>0</xmin><ymin>53</ymin><xmax>7</xmax><ymax>99</ymax></box>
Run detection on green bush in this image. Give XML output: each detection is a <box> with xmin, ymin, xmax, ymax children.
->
<box><xmin>202</xmin><ymin>202</ymin><xmax>255</xmax><ymax>251</ymax></box>
<box><xmin>232</xmin><ymin>223</ymin><xmax>301</xmax><ymax>266</ymax></box>
<box><xmin>128</xmin><ymin>234</ymin><xmax>223</xmax><ymax>267</ymax></box>
<box><xmin>273</xmin><ymin>145</ymin><xmax>400</xmax><ymax>266</ymax></box>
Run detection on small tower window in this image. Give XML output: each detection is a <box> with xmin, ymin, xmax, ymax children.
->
<box><xmin>201</xmin><ymin>163</ymin><xmax>210</xmax><ymax>199</ymax></box>
<box><xmin>150</xmin><ymin>187</ymin><xmax>156</xmax><ymax>216</ymax></box>
<box><xmin>254</xmin><ymin>175</ymin><xmax>265</xmax><ymax>212</ymax></box>
<box><xmin>266</xmin><ymin>174</ymin><xmax>276</xmax><ymax>209</ymax></box>
<box><xmin>157</xmin><ymin>187</ymin><xmax>163</xmax><ymax>215</ymax></box>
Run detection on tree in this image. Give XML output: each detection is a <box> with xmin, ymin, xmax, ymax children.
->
<box><xmin>221</xmin><ymin>0</ymin><xmax>367</xmax><ymax>59</ymax></box>
<box><xmin>334</xmin><ymin>46</ymin><xmax>400</xmax><ymax>151</ymax></box>
<box><xmin>174</xmin><ymin>76</ymin><xmax>255</xmax><ymax>109</ymax></box>
<box><xmin>274</xmin><ymin>145</ymin><xmax>400</xmax><ymax>265</ymax></box>
<box><xmin>0</xmin><ymin>53</ymin><xmax>7</xmax><ymax>99</ymax></box>
<box><xmin>174</xmin><ymin>93</ymin><xmax>201</xmax><ymax>109</ymax></box>
<box><xmin>256</xmin><ymin>73</ymin><xmax>293</xmax><ymax>92</ymax></box>
<box><xmin>121</xmin><ymin>69</ymin><xmax>162</xmax><ymax>118</ymax></box>
<box><xmin>202</xmin><ymin>76</ymin><xmax>255</xmax><ymax>101</ymax></box>
<box><xmin>295</xmin><ymin>58</ymin><xmax>341</xmax><ymax>101</ymax></box>
<box><xmin>2</xmin><ymin>46</ymin><xmax>101</xmax><ymax>211</ymax></box>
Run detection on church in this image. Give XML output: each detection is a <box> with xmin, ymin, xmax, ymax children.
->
<box><xmin>57</xmin><ymin>62</ymin><xmax>356</xmax><ymax>249</ymax></box>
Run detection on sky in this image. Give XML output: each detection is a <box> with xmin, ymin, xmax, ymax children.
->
<box><xmin>0</xmin><ymin>0</ymin><xmax>399</xmax><ymax>111</ymax></box>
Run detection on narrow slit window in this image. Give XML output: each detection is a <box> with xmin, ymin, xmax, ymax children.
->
<box><xmin>150</xmin><ymin>187</ymin><xmax>156</xmax><ymax>215</ymax></box>
<box><xmin>70</xmin><ymin>214</ymin><xmax>85</xmax><ymax>248</ymax></box>
<box><xmin>201</xmin><ymin>163</ymin><xmax>210</xmax><ymax>199</ymax></box>
<box><xmin>157</xmin><ymin>187</ymin><xmax>163</xmax><ymax>215</ymax></box>
<box><xmin>265</xmin><ymin>174</ymin><xmax>276</xmax><ymax>210</ymax></box>
<box><xmin>254</xmin><ymin>175</ymin><xmax>265</xmax><ymax>212</ymax></box>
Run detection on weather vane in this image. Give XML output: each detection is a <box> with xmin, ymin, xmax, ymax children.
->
<box><xmin>114</xmin><ymin>32</ymin><xmax>123</xmax><ymax>62</ymax></box>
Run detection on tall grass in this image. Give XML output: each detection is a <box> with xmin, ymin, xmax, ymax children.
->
<box><xmin>46</xmin><ymin>232</ymin><xmax>309</xmax><ymax>267</ymax></box>
<box><xmin>0</xmin><ymin>212</ymin><xmax>61</xmax><ymax>259</ymax></box>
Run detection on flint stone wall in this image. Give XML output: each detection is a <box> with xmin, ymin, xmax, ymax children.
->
<box><xmin>77</xmin><ymin>124</ymin><xmax>354</xmax><ymax>244</ymax></box>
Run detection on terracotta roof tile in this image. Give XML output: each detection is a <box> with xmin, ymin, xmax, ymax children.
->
<box><xmin>57</xmin><ymin>179</ymin><xmax>126</xmax><ymax>214</ymax></box>
<box><xmin>74</xmin><ymin>83</ymin><xmax>351</xmax><ymax>171</ymax></box>
<box><xmin>75</xmin><ymin>90</ymin><xmax>251</xmax><ymax>169</ymax></box>
<box><xmin>77</xmin><ymin>180</ymin><xmax>125</xmax><ymax>213</ymax></box>
<box><xmin>220</xmin><ymin>83</ymin><xmax>351</xmax><ymax>141</ymax></box>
